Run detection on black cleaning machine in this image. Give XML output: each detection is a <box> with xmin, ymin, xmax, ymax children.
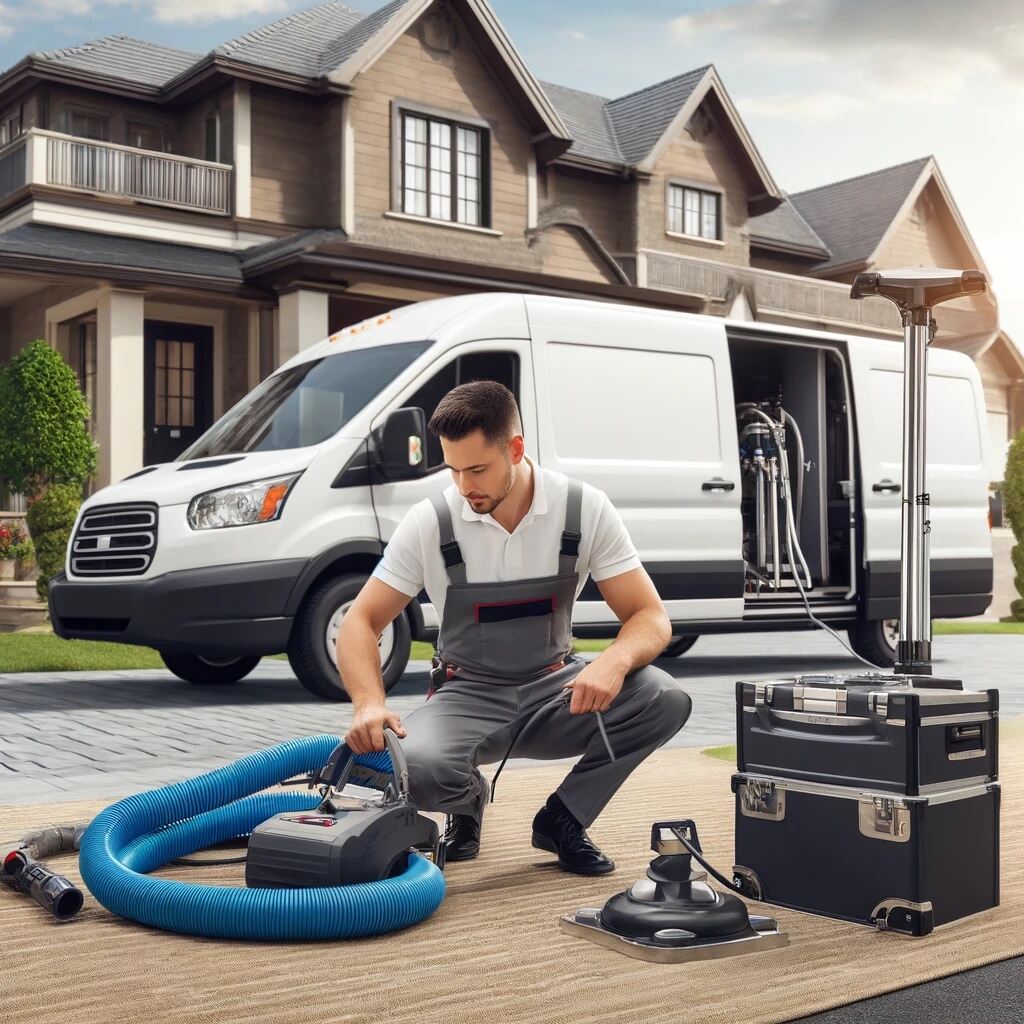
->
<box><xmin>731</xmin><ymin>269</ymin><xmax>1000</xmax><ymax>937</ymax></box>
<box><xmin>246</xmin><ymin>729</ymin><xmax>443</xmax><ymax>888</ymax></box>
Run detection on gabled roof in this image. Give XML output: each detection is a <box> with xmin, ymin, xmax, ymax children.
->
<box><xmin>789</xmin><ymin>157</ymin><xmax>932</xmax><ymax>273</ymax></box>
<box><xmin>29</xmin><ymin>35</ymin><xmax>201</xmax><ymax>88</ymax></box>
<box><xmin>747</xmin><ymin>193</ymin><xmax>831</xmax><ymax>260</ymax></box>
<box><xmin>604</xmin><ymin>66</ymin><xmax>710</xmax><ymax>166</ymax></box>
<box><xmin>540</xmin><ymin>66</ymin><xmax>780</xmax><ymax>200</ymax></box>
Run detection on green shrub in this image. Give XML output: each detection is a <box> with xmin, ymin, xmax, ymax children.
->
<box><xmin>1004</xmin><ymin>429</ymin><xmax>1024</xmax><ymax>621</ymax></box>
<box><xmin>25</xmin><ymin>484</ymin><xmax>82</xmax><ymax>602</ymax></box>
<box><xmin>0</xmin><ymin>340</ymin><xmax>97</xmax><ymax>604</ymax></box>
<box><xmin>0</xmin><ymin>339</ymin><xmax>97</xmax><ymax>499</ymax></box>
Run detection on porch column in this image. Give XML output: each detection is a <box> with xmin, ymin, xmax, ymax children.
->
<box><xmin>95</xmin><ymin>289</ymin><xmax>145</xmax><ymax>488</ymax></box>
<box><xmin>276</xmin><ymin>289</ymin><xmax>329</xmax><ymax>365</ymax></box>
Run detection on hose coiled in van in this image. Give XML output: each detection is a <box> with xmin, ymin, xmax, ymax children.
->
<box><xmin>78</xmin><ymin>735</ymin><xmax>446</xmax><ymax>941</ymax></box>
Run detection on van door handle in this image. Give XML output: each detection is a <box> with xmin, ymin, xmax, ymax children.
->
<box><xmin>702</xmin><ymin>478</ymin><xmax>735</xmax><ymax>492</ymax></box>
<box><xmin>872</xmin><ymin>479</ymin><xmax>901</xmax><ymax>493</ymax></box>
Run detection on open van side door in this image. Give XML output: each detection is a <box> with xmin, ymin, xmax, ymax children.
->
<box><xmin>525</xmin><ymin>296</ymin><xmax>745</xmax><ymax>628</ymax></box>
<box><xmin>846</xmin><ymin>337</ymin><xmax>993</xmax><ymax>620</ymax></box>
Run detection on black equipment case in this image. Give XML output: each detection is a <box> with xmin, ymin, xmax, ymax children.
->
<box><xmin>736</xmin><ymin>672</ymin><xmax>998</xmax><ymax>795</ymax></box>
<box><xmin>732</xmin><ymin>672</ymin><xmax>1001</xmax><ymax>936</ymax></box>
<box><xmin>732</xmin><ymin>772</ymin><xmax>1000</xmax><ymax>936</ymax></box>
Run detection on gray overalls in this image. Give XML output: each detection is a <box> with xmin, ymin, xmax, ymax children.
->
<box><xmin>398</xmin><ymin>479</ymin><xmax>692</xmax><ymax>830</ymax></box>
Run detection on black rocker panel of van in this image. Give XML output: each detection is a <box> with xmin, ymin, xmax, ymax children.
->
<box><xmin>578</xmin><ymin>559</ymin><xmax>745</xmax><ymax>603</ymax></box>
<box><xmin>863</xmin><ymin>557</ymin><xmax>993</xmax><ymax>620</ymax></box>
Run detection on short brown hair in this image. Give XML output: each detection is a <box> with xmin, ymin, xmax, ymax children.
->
<box><xmin>428</xmin><ymin>380</ymin><xmax>522</xmax><ymax>446</ymax></box>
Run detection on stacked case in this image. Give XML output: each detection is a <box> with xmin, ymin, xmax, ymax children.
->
<box><xmin>732</xmin><ymin>672</ymin><xmax>1000</xmax><ymax>935</ymax></box>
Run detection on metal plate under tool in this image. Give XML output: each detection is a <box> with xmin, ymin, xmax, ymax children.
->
<box><xmin>559</xmin><ymin>910</ymin><xmax>789</xmax><ymax>964</ymax></box>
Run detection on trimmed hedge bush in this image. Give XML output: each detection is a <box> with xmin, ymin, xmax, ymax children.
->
<box><xmin>25</xmin><ymin>484</ymin><xmax>82</xmax><ymax>602</ymax></box>
<box><xmin>1004</xmin><ymin>428</ymin><xmax>1024</xmax><ymax>621</ymax></box>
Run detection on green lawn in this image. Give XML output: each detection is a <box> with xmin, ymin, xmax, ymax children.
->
<box><xmin>702</xmin><ymin>744</ymin><xmax>737</xmax><ymax>763</ymax></box>
<box><xmin>1</xmin><ymin>622</ymin><xmax>1017</xmax><ymax>673</ymax></box>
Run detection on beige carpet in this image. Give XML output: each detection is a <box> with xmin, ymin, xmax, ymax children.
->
<box><xmin>1</xmin><ymin>723</ymin><xmax>1021</xmax><ymax>1024</ymax></box>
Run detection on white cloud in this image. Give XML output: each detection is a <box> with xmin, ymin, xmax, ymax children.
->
<box><xmin>736</xmin><ymin>90</ymin><xmax>866</xmax><ymax>121</ymax></box>
<box><xmin>0</xmin><ymin>6</ymin><xmax>12</xmax><ymax>39</ymax></box>
<box><xmin>558</xmin><ymin>29</ymin><xmax>587</xmax><ymax>41</ymax></box>
<box><xmin>147</xmin><ymin>0</ymin><xmax>289</xmax><ymax>24</ymax></box>
<box><xmin>670</xmin><ymin>0</ymin><xmax>1024</xmax><ymax>99</ymax></box>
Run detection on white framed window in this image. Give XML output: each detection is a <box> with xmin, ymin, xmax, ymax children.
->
<box><xmin>126</xmin><ymin>121</ymin><xmax>166</xmax><ymax>152</ymax></box>
<box><xmin>0</xmin><ymin>106</ymin><xmax>22</xmax><ymax>147</ymax></box>
<box><xmin>668</xmin><ymin>183</ymin><xmax>721</xmax><ymax>240</ymax></box>
<box><xmin>59</xmin><ymin>108</ymin><xmax>110</xmax><ymax>142</ymax></box>
<box><xmin>400</xmin><ymin>109</ymin><xmax>488</xmax><ymax>227</ymax></box>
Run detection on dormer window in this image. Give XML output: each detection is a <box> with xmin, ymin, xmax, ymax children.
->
<box><xmin>668</xmin><ymin>182</ymin><xmax>721</xmax><ymax>241</ymax></box>
<box><xmin>397</xmin><ymin>105</ymin><xmax>490</xmax><ymax>228</ymax></box>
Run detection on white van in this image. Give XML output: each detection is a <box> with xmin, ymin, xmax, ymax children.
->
<box><xmin>48</xmin><ymin>293</ymin><xmax>994</xmax><ymax>699</ymax></box>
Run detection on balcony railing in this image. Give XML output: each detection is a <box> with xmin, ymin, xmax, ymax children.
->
<box><xmin>0</xmin><ymin>129</ymin><xmax>232</xmax><ymax>216</ymax></box>
<box><xmin>644</xmin><ymin>250</ymin><xmax>904</xmax><ymax>334</ymax></box>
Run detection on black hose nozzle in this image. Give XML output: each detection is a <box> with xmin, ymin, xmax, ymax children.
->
<box><xmin>3</xmin><ymin>850</ymin><xmax>84</xmax><ymax>921</ymax></box>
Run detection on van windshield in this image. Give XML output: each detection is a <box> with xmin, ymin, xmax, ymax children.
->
<box><xmin>179</xmin><ymin>340</ymin><xmax>432</xmax><ymax>459</ymax></box>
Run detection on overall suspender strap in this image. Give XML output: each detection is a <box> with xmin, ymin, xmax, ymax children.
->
<box><xmin>430</xmin><ymin>494</ymin><xmax>467</xmax><ymax>584</ymax></box>
<box><xmin>559</xmin><ymin>479</ymin><xmax>583</xmax><ymax>575</ymax></box>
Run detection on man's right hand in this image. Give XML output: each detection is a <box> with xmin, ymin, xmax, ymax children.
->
<box><xmin>345</xmin><ymin>703</ymin><xmax>407</xmax><ymax>753</ymax></box>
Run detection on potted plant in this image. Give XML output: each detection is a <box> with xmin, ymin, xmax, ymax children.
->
<box><xmin>0</xmin><ymin>519</ymin><xmax>26</xmax><ymax>580</ymax></box>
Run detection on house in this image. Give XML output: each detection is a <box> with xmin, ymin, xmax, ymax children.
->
<box><xmin>0</xmin><ymin>0</ymin><xmax>1019</xmax><ymax>501</ymax></box>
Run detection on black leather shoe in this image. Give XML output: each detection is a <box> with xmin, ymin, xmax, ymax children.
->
<box><xmin>442</xmin><ymin>812</ymin><xmax>482</xmax><ymax>861</ymax></box>
<box><xmin>443</xmin><ymin>775</ymin><xmax>488</xmax><ymax>861</ymax></box>
<box><xmin>531</xmin><ymin>793</ymin><xmax>615</xmax><ymax>875</ymax></box>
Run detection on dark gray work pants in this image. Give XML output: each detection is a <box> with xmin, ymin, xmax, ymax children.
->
<box><xmin>397</xmin><ymin>658</ymin><xmax>692</xmax><ymax>829</ymax></box>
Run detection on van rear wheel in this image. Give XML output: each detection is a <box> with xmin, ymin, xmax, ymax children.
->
<box><xmin>657</xmin><ymin>634</ymin><xmax>699</xmax><ymax>659</ymax></box>
<box><xmin>160</xmin><ymin>652</ymin><xmax>261</xmax><ymax>684</ymax></box>
<box><xmin>847</xmin><ymin>618</ymin><xmax>899</xmax><ymax>668</ymax></box>
<box><xmin>288</xmin><ymin>573</ymin><xmax>411</xmax><ymax>701</ymax></box>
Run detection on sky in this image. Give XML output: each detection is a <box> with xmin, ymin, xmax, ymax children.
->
<box><xmin>1</xmin><ymin>0</ymin><xmax>1021</xmax><ymax>354</ymax></box>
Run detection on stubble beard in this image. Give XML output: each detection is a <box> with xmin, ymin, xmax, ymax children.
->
<box><xmin>472</xmin><ymin>458</ymin><xmax>515</xmax><ymax>515</ymax></box>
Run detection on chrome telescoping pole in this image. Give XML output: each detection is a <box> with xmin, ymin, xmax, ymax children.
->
<box><xmin>850</xmin><ymin>267</ymin><xmax>987</xmax><ymax>676</ymax></box>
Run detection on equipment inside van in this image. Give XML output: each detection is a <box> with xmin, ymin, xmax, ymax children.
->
<box><xmin>48</xmin><ymin>293</ymin><xmax>993</xmax><ymax>699</ymax></box>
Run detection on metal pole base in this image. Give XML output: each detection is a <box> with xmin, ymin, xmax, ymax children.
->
<box><xmin>895</xmin><ymin>640</ymin><xmax>932</xmax><ymax>676</ymax></box>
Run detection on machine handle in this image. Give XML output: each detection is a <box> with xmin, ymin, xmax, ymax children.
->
<box><xmin>702</xmin><ymin>478</ymin><xmax>735</xmax><ymax>492</ymax></box>
<box><xmin>872</xmin><ymin>479</ymin><xmax>901</xmax><ymax>493</ymax></box>
<box><xmin>311</xmin><ymin>727</ymin><xmax>409</xmax><ymax>801</ymax></box>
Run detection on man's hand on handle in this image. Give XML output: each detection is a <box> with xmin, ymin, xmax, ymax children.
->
<box><xmin>345</xmin><ymin>703</ymin><xmax>407</xmax><ymax>753</ymax></box>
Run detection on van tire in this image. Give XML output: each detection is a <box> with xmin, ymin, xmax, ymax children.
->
<box><xmin>847</xmin><ymin>618</ymin><xmax>899</xmax><ymax>668</ymax></box>
<box><xmin>657</xmin><ymin>634</ymin><xmax>699</xmax><ymax>659</ymax></box>
<box><xmin>160</xmin><ymin>652</ymin><xmax>261</xmax><ymax>684</ymax></box>
<box><xmin>288</xmin><ymin>574</ymin><xmax>411</xmax><ymax>701</ymax></box>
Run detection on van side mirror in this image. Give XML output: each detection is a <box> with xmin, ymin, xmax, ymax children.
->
<box><xmin>377</xmin><ymin>407</ymin><xmax>428</xmax><ymax>480</ymax></box>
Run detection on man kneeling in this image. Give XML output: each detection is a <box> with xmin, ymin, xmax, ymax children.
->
<box><xmin>338</xmin><ymin>381</ymin><xmax>691</xmax><ymax>874</ymax></box>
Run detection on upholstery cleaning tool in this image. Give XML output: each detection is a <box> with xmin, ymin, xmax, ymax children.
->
<box><xmin>75</xmin><ymin>732</ymin><xmax>445</xmax><ymax>940</ymax></box>
<box><xmin>561</xmin><ymin>819</ymin><xmax>787</xmax><ymax>963</ymax></box>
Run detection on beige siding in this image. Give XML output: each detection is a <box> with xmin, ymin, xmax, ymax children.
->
<box><xmin>537</xmin><ymin>226</ymin><xmax>616</xmax><ymax>283</ymax></box>
<box><xmin>250</xmin><ymin>84</ymin><xmax>325</xmax><ymax>226</ymax></box>
<box><xmin>9</xmin><ymin>285</ymin><xmax>84</xmax><ymax>353</ymax></box>
<box><xmin>875</xmin><ymin>181</ymin><xmax>971</xmax><ymax>269</ymax></box>
<box><xmin>547</xmin><ymin>168</ymin><xmax>632</xmax><ymax>254</ymax></box>
<box><xmin>322</xmin><ymin>98</ymin><xmax>343</xmax><ymax>230</ymax></box>
<box><xmin>349</xmin><ymin>3</ymin><xmax>531</xmax><ymax>255</ymax></box>
<box><xmin>639</xmin><ymin>99</ymin><xmax>750</xmax><ymax>266</ymax></box>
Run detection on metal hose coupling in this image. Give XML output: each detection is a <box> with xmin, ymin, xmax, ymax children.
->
<box><xmin>2</xmin><ymin>850</ymin><xmax>85</xmax><ymax>921</ymax></box>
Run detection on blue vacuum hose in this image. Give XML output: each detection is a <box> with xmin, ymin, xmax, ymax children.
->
<box><xmin>78</xmin><ymin>735</ymin><xmax>445</xmax><ymax>941</ymax></box>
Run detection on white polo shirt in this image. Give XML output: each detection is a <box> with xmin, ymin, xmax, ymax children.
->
<box><xmin>371</xmin><ymin>456</ymin><xmax>642</xmax><ymax>623</ymax></box>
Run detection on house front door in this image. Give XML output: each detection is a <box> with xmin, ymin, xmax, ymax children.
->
<box><xmin>143</xmin><ymin>321</ymin><xmax>213</xmax><ymax>465</ymax></box>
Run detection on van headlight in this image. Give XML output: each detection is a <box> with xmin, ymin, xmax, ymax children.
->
<box><xmin>187</xmin><ymin>474</ymin><xmax>301</xmax><ymax>530</ymax></box>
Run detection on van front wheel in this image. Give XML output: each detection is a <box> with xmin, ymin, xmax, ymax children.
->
<box><xmin>288</xmin><ymin>574</ymin><xmax>412</xmax><ymax>701</ymax></box>
<box><xmin>160</xmin><ymin>652</ymin><xmax>261</xmax><ymax>684</ymax></box>
<box><xmin>847</xmin><ymin>618</ymin><xmax>899</xmax><ymax>668</ymax></box>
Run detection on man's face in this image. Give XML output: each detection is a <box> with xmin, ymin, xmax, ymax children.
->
<box><xmin>441</xmin><ymin>428</ymin><xmax>523</xmax><ymax>515</ymax></box>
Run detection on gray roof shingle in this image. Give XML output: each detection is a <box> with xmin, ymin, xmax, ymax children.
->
<box><xmin>0</xmin><ymin>225</ymin><xmax>242</xmax><ymax>281</ymax></box>
<box><xmin>789</xmin><ymin>156</ymin><xmax>931</xmax><ymax>271</ymax></box>
<box><xmin>30</xmin><ymin>35</ymin><xmax>201</xmax><ymax>88</ymax></box>
<box><xmin>317</xmin><ymin>0</ymin><xmax>411</xmax><ymax>76</ymax></box>
<box><xmin>215</xmin><ymin>1</ymin><xmax>365</xmax><ymax>78</ymax></box>
<box><xmin>747</xmin><ymin>194</ymin><xmax>830</xmax><ymax>258</ymax></box>
<box><xmin>605</xmin><ymin>66</ymin><xmax>711</xmax><ymax>166</ymax></box>
<box><xmin>537</xmin><ymin>82</ymin><xmax>624</xmax><ymax>165</ymax></box>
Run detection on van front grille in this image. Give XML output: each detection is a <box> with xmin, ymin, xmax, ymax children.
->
<box><xmin>70</xmin><ymin>503</ymin><xmax>158</xmax><ymax>577</ymax></box>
